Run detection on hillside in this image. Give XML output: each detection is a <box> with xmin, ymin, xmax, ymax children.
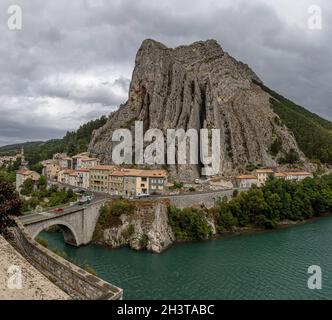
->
<box><xmin>0</xmin><ymin>141</ymin><xmax>44</xmax><ymax>155</ymax></box>
<box><xmin>0</xmin><ymin>116</ymin><xmax>108</xmax><ymax>167</ymax></box>
<box><xmin>256</xmin><ymin>82</ymin><xmax>332</xmax><ymax>164</ymax></box>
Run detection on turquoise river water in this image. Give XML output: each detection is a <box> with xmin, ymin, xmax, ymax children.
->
<box><xmin>41</xmin><ymin>216</ymin><xmax>332</xmax><ymax>300</ymax></box>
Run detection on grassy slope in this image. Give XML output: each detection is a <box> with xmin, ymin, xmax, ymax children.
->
<box><xmin>257</xmin><ymin>82</ymin><xmax>332</xmax><ymax>164</ymax></box>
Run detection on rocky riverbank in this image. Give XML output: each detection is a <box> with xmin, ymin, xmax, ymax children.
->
<box><xmin>93</xmin><ymin>199</ymin><xmax>175</xmax><ymax>254</ymax></box>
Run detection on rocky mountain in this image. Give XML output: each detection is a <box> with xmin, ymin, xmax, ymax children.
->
<box><xmin>89</xmin><ymin>39</ymin><xmax>325</xmax><ymax>179</ymax></box>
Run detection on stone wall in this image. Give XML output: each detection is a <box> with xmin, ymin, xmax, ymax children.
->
<box><xmin>165</xmin><ymin>189</ymin><xmax>235</xmax><ymax>209</ymax></box>
<box><xmin>11</xmin><ymin>220</ymin><xmax>123</xmax><ymax>300</ymax></box>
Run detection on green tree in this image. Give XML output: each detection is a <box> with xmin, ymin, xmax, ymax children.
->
<box><xmin>264</xmin><ymin>192</ymin><xmax>282</xmax><ymax>222</ymax></box>
<box><xmin>168</xmin><ymin>206</ymin><xmax>212</xmax><ymax>240</ymax></box>
<box><xmin>20</xmin><ymin>178</ymin><xmax>34</xmax><ymax>196</ymax></box>
<box><xmin>0</xmin><ymin>177</ymin><xmax>22</xmax><ymax>235</ymax></box>
<box><xmin>38</xmin><ymin>176</ymin><xmax>47</xmax><ymax>190</ymax></box>
<box><xmin>217</xmin><ymin>205</ymin><xmax>238</xmax><ymax>231</ymax></box>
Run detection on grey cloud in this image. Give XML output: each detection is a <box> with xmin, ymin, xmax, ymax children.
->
<box><xmin>0</xmin><ymin>0</ymin><xmax>331</xmax><ymax>146</ymax></box>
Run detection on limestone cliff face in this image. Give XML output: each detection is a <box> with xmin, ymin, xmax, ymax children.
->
<box><xmin>89</xmin><ymin>39</ymin><xmax>308</xmax><ymax>179</ymax></box>
<box><xmin>96</xmin><ymin>199</ymin><xmax>175</xmax><ymax>254</ymax></box>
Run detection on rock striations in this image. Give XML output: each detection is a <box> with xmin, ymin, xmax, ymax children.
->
<box><xmin>89</xmin><ymin>39</ymin><xmax>308</xmax><ymax>179</ymax></box>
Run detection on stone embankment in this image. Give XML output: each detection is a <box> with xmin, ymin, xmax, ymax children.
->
<box><xmin>9</xmin><ymin>220</ymin><xmax>123</xmax><ymax>300</ymax></box>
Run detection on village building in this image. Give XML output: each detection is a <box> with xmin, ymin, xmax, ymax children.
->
<box><xmin>41</xmin><ymin>160</ymin><xmax>61</xmax><ymax>181</ymax></box>
<box><xmin>148</xmin><ymin>171</ymin><xmax>168</xmax><ymax>195</ymax></box>
<box><xmin>235</xmin><ymin>175</ymin><xmax>258</xmax><ymax>189</ymax></box>
<box><xmin>115</xmin><ymin>169</ymin><xmax>167</xmax><ymax>197</ymax></box>
<box><xmin>123</xmin><ymin>176</ymin><xmax>137</xmax><ymax>198</ymax></box>
<box><xmin>68</xmin><ymin>171</ymin><xmax>78</xmax><ymax>187</ymax></box>
<box><xmin>108</xmin><ymin>171</ymin><xmax>125</xmax><ymax>196</ymax></box>
<box><xmin>255</xmin><ymin>169</ymin><xmax>274</xmax><ymax>187</ymax></box>
<box><xmin>79</xmin><ymin>157</ymin><xmax>100</xmax><ymax>169</ymax></box>
<box><xmin>16</xmin><ymin>169</ymin><xmax>40</xmax><ymax>192</ymax></box>
<box><xmin>72</xmin><ymin>153</ymin><xmax>89</xmax><ymax>170</ymax></box>
<box><xmin>89</xmin><ymin>167</ymin><xmax>168</xmax><ymax>197</ymax></box>
<box><xmin>284</xmin><ymin>172</ymin><xmax>313</xmax><ymax>182</ymax></box>
<box><xmin>273</xmin><ymin>172</ymin><xmax>286</xmax><ymax>180</ymax></box>
<box><xmin>0</xmin><ymin>147</ymin><xmax>25</xmax><ymax>168</ymax></box>
<box><xmin>58</xmin><ymin>157</ymin><xmax>73</xmax><ymax>170</ymax></box>
<box><xmin>57</xmin><ymin>169</ymin><xmax>76</xmax><ymax>185</ymax></box>
<box><xmin>76</xmin><ymin>169</ymin><xmax>90</xmax><ymax>189</ymax></box>
<box><xmin>0</xmin><ymin>155</ymin><xmax>17</xmax><ymax>167</ymax></box>
<box><xmin>89</xmin><ymin>165</ymin><xmax>117</xmax><ymax>193</ymax></box>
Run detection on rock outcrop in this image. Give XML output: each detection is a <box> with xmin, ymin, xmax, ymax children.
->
<box><xmin>96</xmin><ymin>199</ymin><xmax>175</xmax><ymax>254</ymax></box>
<box><xmin>89</xmin><ymin>39</ymin><xmax>309</xmax><ymax>179</ymax></box>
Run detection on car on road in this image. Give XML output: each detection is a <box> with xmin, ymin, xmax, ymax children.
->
<box><xmin>135</xmin><ymin>194</ymin><xmax>150</xmax><ymax>199</ymax></box>
<box><xmin>50</xmin><ymin>208</ymin><xmax>64</xmax><ymax>214</ymax></box>
<box><xmin>74</xmin><ymin>188</ymin><xmax>86</xmax><ymax>194</ymax></box>
<box><xmin>78</xmin><ymin>196</ymin><xmax>92</xmax><ymax>205</ymax></box>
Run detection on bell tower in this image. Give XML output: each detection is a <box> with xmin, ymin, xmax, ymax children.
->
<box><xmin>21</xmin><ymin>146</ymin><xmax>25</xmax><ymax>162</ymax></box>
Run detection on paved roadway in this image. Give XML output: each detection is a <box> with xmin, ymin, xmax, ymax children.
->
<box><xmin>19</xmin><ymin>185</ymin><xmax>111</xmax><ymax>225</ymax></box>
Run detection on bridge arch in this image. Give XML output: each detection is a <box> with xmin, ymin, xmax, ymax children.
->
<box><xmin>32</xmin><ymin>220</ymin><xmax>81</xmax><ymax>247</ymax></box>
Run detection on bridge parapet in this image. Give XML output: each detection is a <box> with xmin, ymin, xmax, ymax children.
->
<box><xmin>11</xmin><ymin>219</ymin><xmax>123</xmax><ymax>300</ymax></box>
<box><xmin>20</xmin><ymin>199</ymin><xmax>107</xmax><ymax>247</ymax></box>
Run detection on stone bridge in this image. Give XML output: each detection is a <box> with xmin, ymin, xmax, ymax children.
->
<box><xmin>19</xmin><ymin>200</ymin><xmax>106</xmax><ymax>247</ymax></box>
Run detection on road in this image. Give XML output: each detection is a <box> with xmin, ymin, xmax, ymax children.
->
<box><xmin>20</xmin><ymin>181</ymin><xmax>239</xmax><ymax>225</ymax></box>
<box><xmin>19</xmin><ymin>185</ymin><xmax>112</xmax><ymax>225</ymax></box>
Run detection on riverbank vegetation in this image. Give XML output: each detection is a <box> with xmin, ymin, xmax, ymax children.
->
<box><xmin>168</xmin><ymin>175</ymin><xmax>332</xmax><ymax>241</ymax></box>
<box><xmin>93</xmin><ymin>200</ymin><xmax>136</xmax><ymax>242</ymax></box>
<box><xmin>168</xmin><ymin>207</ymin><xmax>212</xmax><ymax>240</ymax></box>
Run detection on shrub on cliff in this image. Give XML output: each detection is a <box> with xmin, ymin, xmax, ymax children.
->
<box><xmin>139</xmin><ymin>234</ymin><xmax>149</xmax><ymax>249</ymax></box>
<box><xmin>110</xmin><ymin>200</ymin><xmax>136</xmax><ymax>217</ymax></box>
<box><xmin>168</xmin><ymin>206</ymin><xmax>212</xmax><ymax>241</ymax></box>
<box><xmin>93</xmin><ymin>200</ymin><xmax>137</xmax><ymax>241</ymax></box>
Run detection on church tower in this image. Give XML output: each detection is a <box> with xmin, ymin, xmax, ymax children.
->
<box><xmin>21</xmin><ymin>146</ymin><xmax>25</xmax><ymax>163</ymax></box>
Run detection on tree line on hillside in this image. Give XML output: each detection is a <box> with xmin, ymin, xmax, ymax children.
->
<box><xmin>1</xmin><ymin>116</ymin><xmax>108</xmax><ymax>168</ymax></box>
<box><xmin>256</xmin><ymin>81</ymin><xmax>332</xmax><ymax>165</ymax></box>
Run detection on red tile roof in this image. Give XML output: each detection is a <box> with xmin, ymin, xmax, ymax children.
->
<box><xmin>236</xmin><ymin>175</ymin><xmax>257</xmax><ymax>180</ymax></box>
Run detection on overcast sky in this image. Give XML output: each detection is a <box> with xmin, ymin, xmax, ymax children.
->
<box><xmin>0</xmin><ymin>0</ymin><xmax>331</xmax><ymax>146</ymax></box>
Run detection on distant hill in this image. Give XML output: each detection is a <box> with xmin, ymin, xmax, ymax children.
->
<box><xmin>0</xmin><ymin>116</ymin><xmax>108</xmax><ymax>167</ymax></box>
<box><xmin>0</xmin><ymin>141</ymin><xmax>45</xmax><ymax>154</ymax></box>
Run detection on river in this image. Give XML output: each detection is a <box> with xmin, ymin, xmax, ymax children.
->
<box><xmin>41</xmin><ymin>216</ymin><xmax>332</xmax><ymax>300</ymax></box>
